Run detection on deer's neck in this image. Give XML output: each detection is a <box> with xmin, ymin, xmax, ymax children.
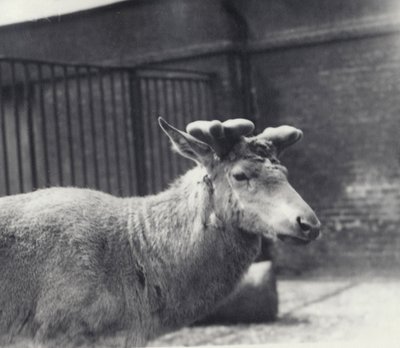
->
<box><xmin>126</xmin><ymin>166</ymin><xmax>261</xmax><ymax>333</ymax></box>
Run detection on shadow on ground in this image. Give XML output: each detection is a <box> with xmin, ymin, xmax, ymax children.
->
<box><xmin>149</xmin><ymin>274</ymin><xmax>400</xmax><ymax>346</ymax></box>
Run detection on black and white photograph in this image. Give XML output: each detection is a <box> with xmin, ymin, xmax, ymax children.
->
<box><xmin>0</xmin><ymin>0</ymin><xmax>399</xmax><ymax>347</ymax></box>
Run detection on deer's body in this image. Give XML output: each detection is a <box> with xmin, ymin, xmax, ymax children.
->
<box><xmin>0</xmin><ymin>166</ymin><xmax>260</xmax><ymax>346</ymax></box>
<box><xmin>0</xmin><ymin>118</ymin><xmax>321</xmax><ymax>347</ymax></box>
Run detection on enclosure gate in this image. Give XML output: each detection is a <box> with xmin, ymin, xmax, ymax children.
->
<box><xmin>0</xmin><ymin>58</ymin><xmax>216</xmax><ymax>197</ymax></box>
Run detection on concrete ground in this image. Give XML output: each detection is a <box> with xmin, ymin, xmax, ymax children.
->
<box><xmin>149</xmin><ymin>276</ymin><xmax>400</xmax><ymax>346</ymax></box>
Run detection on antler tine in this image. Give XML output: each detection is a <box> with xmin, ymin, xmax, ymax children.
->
<box><xmin>186</xmin><ymin>119</ymin><xmax>255</xmax><ymax>157</ymax></box>
<box><xmin>253</xmin><ymin>125</ymin><xmax>304</xmax><ymax>155</ymax></box>
<box><xmin>222</xmin><ymin>119</ymin><xmax>255</xmax><ymax>139</ymax></box>
<box><xmin>257</xmin><ymin>126</ymin><xmax>303</xmax><ymax>147</ymax></box>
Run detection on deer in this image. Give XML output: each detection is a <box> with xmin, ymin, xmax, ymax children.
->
<box><xmin>0</xmin><ymin>118</ymin><xmax>320</xmax><ymax>347</ymax></box>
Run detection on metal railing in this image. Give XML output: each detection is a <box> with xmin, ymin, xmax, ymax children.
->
<box><xmin>134</xmin><ymin>69</ymin><xmax>216</xmax><ymax>194</ymax></box>
<box><xmin>0</xmin><ymin>57</ymin><xmax>217</xmax><ymax>197</ymax></box>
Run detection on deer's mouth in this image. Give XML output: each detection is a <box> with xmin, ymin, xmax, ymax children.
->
<box><xmin>277</xmin><ymin>233</ymin><xmax>311</xmax><ymax>245</ymax></box>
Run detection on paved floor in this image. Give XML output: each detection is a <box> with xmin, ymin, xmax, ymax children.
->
<box><xmin>149</xmin><ymin>277</ymin><xmax>400</xmax><ymax>346</ymax></box>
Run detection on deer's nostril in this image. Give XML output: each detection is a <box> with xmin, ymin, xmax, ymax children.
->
<box><xmin>297</xmin><ymin>217</ymin><xmax>320</xmax><ymax>240</ymax></box>
<box><xmin>297</xmin><ymin>217</ymin><xmax>311</xmax><ymax>231</ymax></box>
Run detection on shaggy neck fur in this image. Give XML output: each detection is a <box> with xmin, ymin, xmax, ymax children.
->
<box><xmin>125</xmin><ymin>165</ymin><xmax>261</xmax><ymax>338</ymax></box>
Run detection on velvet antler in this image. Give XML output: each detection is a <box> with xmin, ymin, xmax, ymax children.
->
<box><xmin>186</xmin><ymin>119</ymin><xmax>255</xmax><ymax>157</ymax></box>
<box><xmin>255</xmin><ymin>125</ymin><xmax>303</xmax><ymax>154</ymax></box>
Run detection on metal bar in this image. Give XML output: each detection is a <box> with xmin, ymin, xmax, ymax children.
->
<box><xmin>87</xmin><ymin>67</ymin><xmax>100</xmax><ymax>189</ymax></box>
<box><xmin>175</xmin><ymin>79</ymin><xmax>185</xmax><ymax>174</ymax></box>
<box><xmin>160</xmin><ymin>78</ymin><xmax>171</xmax><ymax>186</ymax></box>
<box><xmin>134</xmin><ymin>68</ymin><xmax>214</xmax><ymax>81</ymax></box>
<box><xmin>191</xmin><ymin>78</ymin><xmax>201</xmax><ymax>119</ymax></box>
<box><xmin>196</xmin><ymin>81</ymin><xmax>204</xmax><ymax>119</ymax></box>
<box><xmin>164</xmin><ymin>78</ymin><xmax>175</xmax><ymax>181</ymax></box>
<box><xmin>189</xmin><ymin>79</ymin><xmax>197</xmax><ymax>119</ymax></box>
<box><xmin>239</xmin><ymin>52</ymin><xmax>255</xmax><ymax>120</ymax></box>
<box><xmin>153</xmin><ymin>78</ymin><xmax>164</xmax><ymax>193</ymax></box>
<box><xmin>110</xmin><ymin>72</ymin><xmax>122</xmax><ymax>196</ymax></box>
<box><xmin>197</xmin><ymin>80</ymin><xmax>203</xmax><ymax>119</ymax></box>
<box><xmin>143</xmin><ymin>77</ymin><xmax>155</xmax><ymax>194</ymax></box>
<box><xmin>187</xmin><ymin>78</ymin><xmax>195</xmax><ymax>117</ymax></box>
<box><xmin>23</xmin><ymin>63</ymin><xmax>38</xmax><ymax>190</ymax></box>
<box><xmin>162</xmin><ymin>79</ymin><xmax>175</xmax><ymax>179</ymax></box>
<box><xmin>207</xmin><ymin>77</ymin><xmax>217</xmax><ymax>117</ymax></box>
<box><xmin>169</xmin><ymin>79</ymin><xmax>179</xmax><ymax>178</ymax></box>
<box><xmin>75</xmin><ymin>66</ymin><xmax>87</xmax><ymax>187</ymax></box>
<box><xmin>129</xmin><ymin>70</ymin><xmax>147</xmax><ymax>196</ymax></box>
<box><xmin>98</xmin><ymin>70</ymin><xmax>111</xmax><ymax>192</ymax></box>
<box><xmin>50</xmin><ymin>64</ymin><xmax>63</xmax><ymax>185</ymax></box>
<box><xmin>0</xmin><ymin>63</ymin><xmax>10</xmax><ymax>195</ymax></box>
<box><xmin>201</xmin><ymin>80</ymin><xmax>210</xmax><ymax>118</ymax></box>
<box><xmin>63</xmin><ymin>65</ymin><xmax>75</xmax><ymax>185</ymax></box>
<box><xmin>37</xmin><ymin>63</ymin><xmax>49</xmax><ymax>186</ymax></box>
<box><xmin>0</xmin><ymin>56</ymin><xmax>233</xmax><ymax>75</ymax></box>
<box><xmin>120</xmin><ymin>70</ymin><xmax>134</xmax><ymax>195</ymax></box>
<box><xmin>0</xmin><ymin>56</ymin><xmax>138</xmax><ymax>71</ymax></box>
<box><xmin>179</xmin><ymin>79</ymin><xmax>188</xmax><ymax>130</ymax></box>
<box><xmin>10</xmin><ymin>61</ymin><xmax>24</xmax><ymax>192</ymax></box>
<box><xmin>0</xmin><ymin>57</ymin><xmax>219</xmax><ymax>81</ymax></box>
<box><xmin>144</xmin><ymin>77</ymin><xmax>154</xmax><ymax>193</ymax></box>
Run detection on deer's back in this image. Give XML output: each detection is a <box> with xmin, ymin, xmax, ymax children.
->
<box><xmin>0</xmin><ymin>187</ymin><xmax>123</xmax><ymax>259</ymax></box>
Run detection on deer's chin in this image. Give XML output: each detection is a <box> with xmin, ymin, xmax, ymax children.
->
<box><xmin>277</xmin><ymin>233</ymin><xmax>311</xmax><ymax>245</ymax></box>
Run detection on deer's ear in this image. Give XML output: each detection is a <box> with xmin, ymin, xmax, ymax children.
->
<box><xmin>159</xmin><ymin>118</ymin><xmax>213</xmax><ymax>163</ymax></box>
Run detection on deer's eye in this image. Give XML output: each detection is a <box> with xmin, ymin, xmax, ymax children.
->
<box><xmin>232</xmin><ymin>171</ymin><xmax>248</xmax><ymax>181</ymax></box>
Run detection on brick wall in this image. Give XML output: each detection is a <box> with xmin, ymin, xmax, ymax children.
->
<box><xmin>252</xmin><ymin>34</ymin><xmax>400</xmax><ymax>274</ymax></box>
<box><xmin>232</xmin><ymin>0</ymin><xmax>400</xmax><ymax>41</ymax></box>
<box><xmin>0</xmin><ymin>0</ymin><xmax>236</xmax><ymax>65</ymax></box>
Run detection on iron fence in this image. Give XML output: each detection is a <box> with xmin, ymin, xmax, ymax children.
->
<box><xmin>0</xmin><ymin>57</ymin><xmax>217</xmax><ymax>197</ymax></box>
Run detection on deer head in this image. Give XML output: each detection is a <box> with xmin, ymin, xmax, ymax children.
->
<box><xmin>159</xmin><ymin>118</ymin><xmax>320</xmax><ymax>244</ymax></box>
